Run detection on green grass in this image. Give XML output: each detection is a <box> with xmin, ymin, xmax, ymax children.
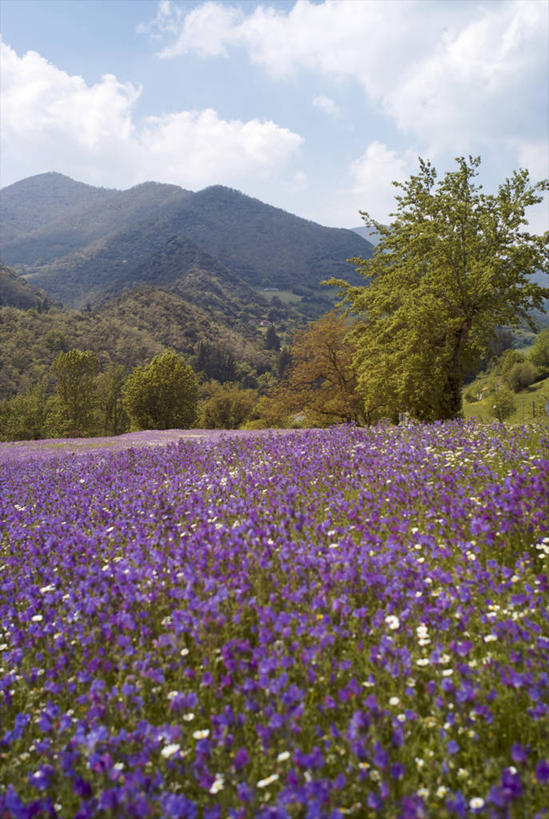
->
<box><xmin>258</xmin><ymin>288</ymin><xmax>302</xmax><ymax>304</ymax></box>
<box><xmin>463</xmin><ymin>375</ymin><xmax>549</xmax><ymax>425</ymax></box>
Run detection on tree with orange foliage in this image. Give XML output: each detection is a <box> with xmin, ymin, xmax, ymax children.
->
<box><xmin>272</xmin><ymin>310</ymin><xmax>364</xmax><ymax>426</ymax></box>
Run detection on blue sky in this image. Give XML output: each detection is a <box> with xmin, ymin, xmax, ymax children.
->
<box><xmin>1</xmin><ymin>0</ymin><xmax>548</xmax><ymax>231</ymax></box>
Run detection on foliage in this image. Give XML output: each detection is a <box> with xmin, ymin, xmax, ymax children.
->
<box><xmin>195</xmin><ymin>342</ymin><xmax>236</xmax><ymax>383</ymax></box>
<box><xmin>272</xmin><ymin>310</ymin><xmax>364</xmax><ymax>426</ymax></box>
<box><xmin>198</xmin><ymin>382</ymin><xmax>257</xmax><ymax>429</ymax></box>
<box><xmin>0</xmin><ymin>382</ymin><xmax>49</xmax><ymax>442</ymax></box>
<box><xmin>331</xmin><ymin>156</ymin><xmax>548</xmax><ymax>422</ymax></box>
<box><xmin>529</xmin><ymin>328</ymin><xmax>549</xmax><ymax>373</ymax></box>
<box><xmin>264</xmin><ymin>323</ymin><xmax>281</xmax><ymax>351</ymax></box>
<box><xmin>122</xmin><ymin>350</ymin><xmax>198</xmax><ymax>430</ymax></box>
<box><xmin>488</xmin><ymin>384</ymin><xmax>517</xmax><ymax>421</ymax></box>
<box><xmin>0</xmin><ymin>283</ymin><xmax>279</xmax><ymax>402</ymax></box>
<box><xmin>95</xmin><ymin>363</ymin><xmax>128</xmax><ymax>436</ymax></box>
<box><xmin>503</xmin><ymin>360</ymin><xmax>539</xmax><ymax>393</ymax></box>
<box><xmin>51</xmin><ymin>349</ymin><xmax>100</xmax><ymax>435</ymax></box>
<box><xmin>1</xmin><ymin>423</ymin><xmax>548</xmax><ymax>815</ymax></box>
<box><xmin>498</xmin><ymin>348</ymin><xmax>525</xmax><ymax>371</ymax></box>
<box><xmin>2</xmin><ymin>173</ymin><xmax>370</xmax><ymax>317</ymax></box>
<box><xmin>0</xmin><ymin>264</ymin><xmax>49</xmax><ymax>310</ymax></box>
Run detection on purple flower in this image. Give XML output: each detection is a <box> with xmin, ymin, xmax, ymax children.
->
<box><xmin>233</xmin><ymin>747</ymin><xmax>250</xmax><ymax>771</ymax></box>
<box><xmin>511</xmin><ymin>743</ymin><xmax>530</xmax><ymax>764</ymax></box>
<box><xmin>536</xmin><ymin>759</ymin><xmax>549</xmax><ymax>784</ymax></box>
<box><xmin>160</xmin><ymin>793</ymin><xmax>198</xmax><ymax>818</ymax></box>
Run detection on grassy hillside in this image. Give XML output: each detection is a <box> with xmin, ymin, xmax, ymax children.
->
<box><xmin>464</xmin><ymin>375</ymin><xmax>549</xmax><ymax>425</ymax></box>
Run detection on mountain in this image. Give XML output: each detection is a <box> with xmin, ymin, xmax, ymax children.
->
<box><xmin>0</xmin><ymin>264</ymin><xmax>49</xmax><ymax>310</ymax></box>
<box><xmin>352</xmin><ymin>225</ymin><xmax>383</xmax><ymax>246</ymax></box>
<box><xmin>166</xmin><ymin>184</ymin><xmax>373</xmax><ymax>289</ymax></box>
<box><xmin>0</xmin><ymin>175</ymin><xmax>190</xmax><ymax>267</ymax></box>
<box><xmin>0</xmin><ymin>173</ymin><xmax>116</xmax><ymax>246</ymax></box>
<box><xmin>0</xmin><ymin>174</ymin><xmax>373</xmax><ymax>312</ymax></box>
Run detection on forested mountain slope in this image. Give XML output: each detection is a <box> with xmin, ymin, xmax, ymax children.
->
<box><xmin>0</xmin><ymin>284</ymin><xmax>275</xmax><ymax>399</ymax></box>
<box><xmin>0</xmin><ymin>264</ymin><xmax>50</xmax><ymax>310</ymax></box>
<box><xmin>1</xmin><ymin>174</ymin><xmax>373</xmax><ymax>312</ymax></box>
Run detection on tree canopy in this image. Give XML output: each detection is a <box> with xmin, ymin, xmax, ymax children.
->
<box><xmin>51</xmin><ymin>349</ymin><xmax>100</xmax><ymax>434</ymax></box>
<box><xmin>122</xmin><ymin>350</ymin><xmax>198</xmax><ymax>431</ymax></box>
<box><xmin>271</xmin><ymin>310</ymin><xmax>364</xmax><ymax>426</ymax></box>
<box><xmin>330</xmin><ymin>156</ymin><xmax>548</xmax><ymax>421</ymax></box>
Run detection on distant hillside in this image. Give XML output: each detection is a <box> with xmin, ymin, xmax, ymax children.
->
<box><xmin>0</xmin><ymin>172</ymin><xmax>116</xmax><ymax>245</ymax></box>
<box><xmin>0</xmin><ymin>283</ymin><xmax>277</xmax><ymax>399</ymax></box>
<box><xmin>0</xmin><ymin>173</ymin><xmax>373</xmax><ymax>315</ymax></box>
<box><xmin>168</xmin><ymin>185</ymin><xmax>373</xmax><ymax>289</ymax></box>
<box><xmin>0</xmin><ymin>264</ymin><xmax>49</xmax><ymax>309</ymax></box>
<box><xmin>352</xmin><ymin>225</ymin><xmax>383</xmax><ymax>246</ymax></box>
<box><xmin>1</xmin><ymin>175</ymin><xmax>190</xmax><ymax>267</ymax></box>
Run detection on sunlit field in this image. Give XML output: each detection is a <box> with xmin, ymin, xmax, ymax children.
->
<box><xmin>1</xmin><ymin>422</ymin><xmax>548</xmax><ymax>818</ymax></box>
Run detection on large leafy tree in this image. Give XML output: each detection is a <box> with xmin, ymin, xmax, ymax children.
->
<box><xmin>122</xmin><ymin>350</ymin><xmax>198</xmax><ymax>430</ymax></box>
<box><xmin>51</xmin><ymin>349</ymin><xmax>100</xmax><ymax>434</ymax></box>
<box><xmin>330</xmin><ymin>156</ymin><xmax>548</xmax><ymax>421</ymax></box>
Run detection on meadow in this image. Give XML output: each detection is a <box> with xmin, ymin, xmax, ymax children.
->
<box><xmin>0</xmin><ymin>421</ymin><xmax>548</xmax><ymax>818</ymax></box>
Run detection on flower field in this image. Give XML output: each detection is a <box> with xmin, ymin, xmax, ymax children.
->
<box><xmin>1</xmin><ymin>421</ymin><xmax>548</xmax><ymax>818</ymax></box>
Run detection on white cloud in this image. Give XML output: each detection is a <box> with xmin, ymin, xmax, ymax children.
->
<box><xmin>312</xmin><ymin>95</ymin><xmax>340</xmax><ymax>118</ymax></box>
<box><xmin>144</xmin><ymin>0</ymin><xmax>548</xmax><ymax>166</ymax></box>
<box><xmin>349</xmin><ymin>141</ymin><xmax>417</xmax><ymax>223</ymax></box>
<box><xmin>388</xmin><ymin>1</ymin><xmax>548</xmax><ymax>151</ymax></box>
<box><xmin>140</xmin><ymin>109</ymin><xmax>303</xmax><ymax>186</ymax></box>
<box><xmin>0</xmin><ymin>41</ymin><xmax>303</xmax><ymax>190</ymax></box>
<box><xmin>308</xmin><ymin>141</ymin><xmax>417</xmax><ymax>228</ymax></box>
<box><xmin>1</xmin><ymin>42</ymin><xmax>139</xmax><ymax>149</ymax></box>
<box><xmin>140</xmin><ymin>0</ymin><xmax>243</xmax><ymax>58</ymax></box>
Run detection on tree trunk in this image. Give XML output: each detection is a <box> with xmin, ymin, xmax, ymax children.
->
<box><xmin>438</xmin><ymin>323</ymin><xmax>470</xmax><ymax>419</ymax></box>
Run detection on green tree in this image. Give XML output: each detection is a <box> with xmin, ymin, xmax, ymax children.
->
<box><xmin>51</xmin><ymin>349</ymin><xmax>100</xmax><ymax>435</ymax></box>
<box><xmin>0</xmin><ymin>382</ymin><xmax>49</xmax><ymax>442</ymax></box>
<box><xmin>199</xmin><ymin>382</ymin><xmax>257</xmax><ymax>429</ymax></box>
<box><xmin>503</xmin><ymin>360</ymin><xmax>539</xmax><ymax>393</ymax></box>
<box><xmin>265</xmin><ymin>324</ymin><xmax>281</xmax><ymax>351</ymax></box>
<box><xmin>489</xmin><ymin>385</ymin><xmax>516</xmax><ymax>422</ymax></box>
<box><xmin>529</xmin><ymin>328</ymin><xmax>549</xmax><ymax>373</ymax></box>
<box><xmin>499</xmin><ymin>348</ymin><xmax>525</xmax><ymax>375</ymax></box>
<box><xmin>330</xmin><ymin>156</ymin><xmax>548</xmax><ymax>421</ymax></box>
<box><xmin>122</xmin><ymin>350</ymin><xmax>198</xmax><ymax>430</ymax></box>
<box><xmin>96</xmin><ymin>363</ymin><xmax>128</xmax><ymax>435</ymax></box>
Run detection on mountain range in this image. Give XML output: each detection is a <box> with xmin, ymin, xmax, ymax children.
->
<box><xmin>0</xmin><ymin>172</ymin><xmax>376</xmax><ymax>399</ymax></box>
<box><xmin>0</xmin><ymin>172</ymin><xmax>373</xmax><ymax>314</ymax></box>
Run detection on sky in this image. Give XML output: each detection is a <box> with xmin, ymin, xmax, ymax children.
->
<box><xmin>1</xmin><ymin>0</ymin><xmax>548</xmax><ymax>231</ymax></box>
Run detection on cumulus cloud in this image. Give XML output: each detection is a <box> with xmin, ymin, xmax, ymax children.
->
<box><xmin>349</xmin><ymin>142</ymin><xmax>417</xmax><ymax>223</ymax></box>
<box><xmin>1</xmin><ymin>42</ymin><xmax>139</xmax><ymax>148</ymax></box>
<box><xmin>139</xmin><ymin>0</ymin><xmax>242</xmax><ymax>58</ymax></box>
<box><xmin>0</xmin><ymin>41</ymin><xmax>303</xmax><ymax>190</ymax></box>
<box><xmin>308</xmin><ymin>141</ymin><xmax>417</xmax><ymax>228</ymax></box>
<box><xmin>140</xmin><ymin>109</ymin><xmax>303</xmax><ymax>186</ymax></box>
<box><xmin>312</xmin><ymin>96</ymin><xmax>340</xmax><ymax>118</ymax></box>
<box><xmin>143</xmin><ymin>0</ymin><xmax>548</xmax><ymax>165</ymax></box>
